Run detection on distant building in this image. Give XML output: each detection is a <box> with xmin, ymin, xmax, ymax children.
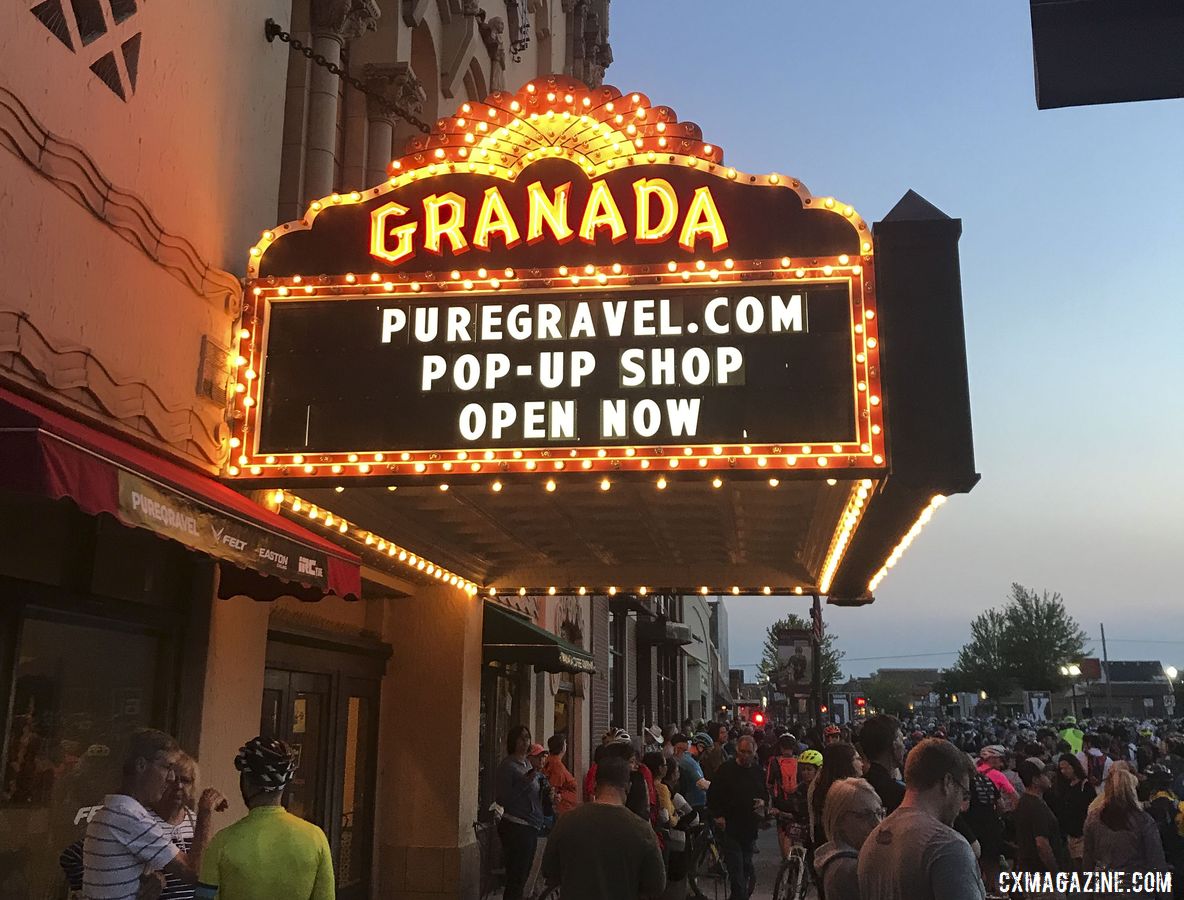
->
<box><xmin>1055</xmin><ymin>659</ymin><xmax>1174</xmax><ymax>719</ymax></box>
<box><xmin>709</xmin><ymin>600</ymin><xmax>732</xmax><ymax>714</ymax></box>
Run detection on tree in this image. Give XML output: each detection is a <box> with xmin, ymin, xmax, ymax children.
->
<box><xmin>945</xmin><ymin>608</ymin><xmax>1014</xmax><ymax>699</ymax></box>
<box><xmin>946</xmin><ymin>584</ymin><xmax>1088</xmax><ymax>695</ymax></box>
<box><xmin>998</xmin><ymin>584</ymin><xmax>1089</xmax><ymax>690</ymax></box>
<box><xmin>758</xmin><ymin>614</ymin><xmax>845</xmax><ymax>692</ymax></box>
<box><xmin>862</xmin><ymin>675</ymin><xmax>912</xmax><ymax>716</ymax></box>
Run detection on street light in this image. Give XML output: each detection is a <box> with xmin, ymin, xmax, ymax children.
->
<box><xmin>1061</xmin><ymin>664</ymin><xmax>1082</xmax><ymax>716</ymax></box>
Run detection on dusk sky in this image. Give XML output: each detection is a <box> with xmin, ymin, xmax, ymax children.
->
<box><xmin>610</xmin><ymin>3</ymin><xmax>1184</xmax><ymax>679</ymax></box>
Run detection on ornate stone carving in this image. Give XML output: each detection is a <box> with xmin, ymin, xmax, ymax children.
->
<box><xmin>363</xmin><ymin>62</ymin><xmax>426</xmax><ymax>120</ymax></box>
<box><xmin>310</xmin><ymin>0</ymin><xmax>381</xmax><ymax>39</ymax></box>
<box><xmin>479</xmin><ymin>17</ymin><xmax>508</xmax><ymax>92</ymax></box>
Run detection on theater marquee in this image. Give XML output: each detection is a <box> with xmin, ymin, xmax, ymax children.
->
<box><xmin>230</xmin><ymin>80</ymin><xmax>885</xmax><ymax>483</ymax></box>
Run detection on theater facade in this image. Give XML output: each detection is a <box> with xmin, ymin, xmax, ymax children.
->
<box><xmin>0</xmin><ymin>45</ymin><xmax>975</xmax><ymax>900</ymax></box>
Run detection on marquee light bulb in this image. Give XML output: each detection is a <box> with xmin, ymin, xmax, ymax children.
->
<box><xmin>545</xmin><ymin>479</ymin><xmax>556</xmax><ymax>492</ymax></box>
<box><xmin>712</xmin><ymin>477</ymin><xmax>723</xmax><ymax>488</ymax></box>
<box><xmin>656</xmin><ymin>477</ymin><xmax>668</xmax><ymax>490</ymax></box>
<box><xmin>600</xmin><ymin>478</ymin><xmax>611</xmax><ymax>491</ymax></box>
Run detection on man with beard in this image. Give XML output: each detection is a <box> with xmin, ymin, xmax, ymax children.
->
<box><xmin>857</xmin><ymin>738</ymin><xmax>984</xmax><ymax>900</ymax></box>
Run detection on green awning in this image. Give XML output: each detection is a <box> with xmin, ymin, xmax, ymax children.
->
<box><xmin>482</xmin><ymin>602</ymin><xmax>596</xmax><ymax>674</ymax></box>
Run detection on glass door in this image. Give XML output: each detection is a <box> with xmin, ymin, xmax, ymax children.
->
<box><xmin>261</xmin><ymin>668</ymin><xmax>332</xmax><ymax>828</ymax></box>
<box><xmin>335</xmin><ymin>677</ymin><xmax>377</xmax><ymax>900</ymax></box>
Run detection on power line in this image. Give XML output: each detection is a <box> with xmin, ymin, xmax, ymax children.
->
<box><xmin>733</xmin><ymin>650</ymin><xmax>960</xmax><ymax>666</ymax></box>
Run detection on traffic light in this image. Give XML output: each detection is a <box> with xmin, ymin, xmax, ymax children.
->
<box><xmin>855</xmin><ymin>696</ymin><xmax>867</xmax><ymax>708</ymax></box>
<box><xmin>752</xmin><ymin>710</ymin><xmax>766</xmax><ymax>726</ymax></box>
<box><xmin>820</xmin><ymin>704</ymin><xmax>829</xmax><ymax>714</ymax></box>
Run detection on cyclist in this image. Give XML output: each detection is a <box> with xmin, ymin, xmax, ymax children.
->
<box><xmin>767</xmin><ymin>734</ymin><xmax>801</xmax><ymax>859</ymax></box>
<box><xmin>824</xmin><ymin>724</ymin><xmax>842</xmax><ymax>746</ymax></box>
<box><xmin>770</xmin><ymin>749</ymin><xmax>820</xmax><ymax>900</ymax></box>
<box><xmin>195</xmin><ymin>737</ymin><xmax>334</xmax><ymax>900</ymax></box>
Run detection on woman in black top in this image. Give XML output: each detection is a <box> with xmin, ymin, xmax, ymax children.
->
<box><xmin>1051</xmin><ymin>753</ymin><xmax>1095</xmax><ymax>869</ymax></box>
<box><xmin>807</xmin><ymin>742</ymin><xmax>861</xmax><ymax>846</ymax></box>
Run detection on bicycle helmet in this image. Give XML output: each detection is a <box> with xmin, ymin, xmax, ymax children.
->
<box><xmin>691</xmin><ymin>732</ymin><xmax>714</xmax><ymax>751</ymax></box>
<box><xmin>1145</xmin><ymin>763</ymin><xmax>1173</xmax><ymax>786</ymax></box>
<box><xmin>798</xmin><ymin>749</ymin><xmax>823</xmax><ymax>767</ymax></box>
<box><xmin>235</xmin><ymin>736</ymin><xmax>297</xmax><ymax>791</ymax></box>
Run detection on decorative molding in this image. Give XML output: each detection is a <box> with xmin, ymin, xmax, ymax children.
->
<box><xmin>0</xmin><ymin>83</ymin><xmax>242</xmax><ymax>316</ymax></box>
<box><xmin>0</xmin><ymin>309</ymin><xmax>227</xmax><ymax>470</ymax></box>
<box><xmin>363</xmin><ymin>62</ymin><xmax>426</xmax><ymax>122</ymax></box>
<box><xmin>311</xmin><ymin>0</ymin><xmax>381</xmax><ymax>38</ymax></box>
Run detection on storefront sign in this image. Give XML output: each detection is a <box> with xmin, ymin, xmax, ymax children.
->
<box><xmin>117</xmin><ymin>471</ymin><xmax>330</xmax><ymax>587</ymax></box>
<box><xmin>229</xmin><ymin>80</ymin><xmax>885</xmax><ymax>482</ymax></box>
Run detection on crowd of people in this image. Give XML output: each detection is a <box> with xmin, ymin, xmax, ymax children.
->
<box><xmin>58</xmin><ymin>727</ymin><xmax>334</xmax><ymax>900</ymax></box>
<box><xmin>496</xmin><ymin>713</ymin><xmax>1184</xmax><ymax>900</ymax></box>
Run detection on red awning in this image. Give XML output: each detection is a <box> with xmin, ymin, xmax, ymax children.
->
<box><xmin>0</xmin><ymin>384</ymin><xmax>361</xmax><ymax>601</ymax></box>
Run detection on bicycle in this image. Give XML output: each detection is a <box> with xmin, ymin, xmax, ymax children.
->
<box><xmin>771</xmin><ymin>844</ymin><xmax>809</xmax><ymax>900</ymax></box>
<box><xmin>769</xmin><ymin>812</ymin><xmax>812</xmax><ymax>900</ymax></box>
<box><xmin>685</xmin><ymin>819</ymin><xmax>730</xmax><ymax>899</ymax></box>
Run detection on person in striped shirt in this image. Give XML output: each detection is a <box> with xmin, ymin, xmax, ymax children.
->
<box><xmin>82</xmin><ymin>730</ymin><xmax>226</xmax><ymax>900</ymax></box>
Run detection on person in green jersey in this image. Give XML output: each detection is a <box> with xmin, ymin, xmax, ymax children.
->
<box><xmin>195</xmin><ymin>737</ymin><xmax>334</xmax><ymax>900</ymax></box>
<box><xmin>1059</xmin><ymin>716</ymin><xmax>1084</xmax><ymax>755</ymax></box>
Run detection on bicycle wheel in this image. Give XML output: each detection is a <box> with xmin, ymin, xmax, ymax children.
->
<box><xmin>771</xmin><ymin>853</ymin><xmax>802</xmax><ymax>900</ymax></box>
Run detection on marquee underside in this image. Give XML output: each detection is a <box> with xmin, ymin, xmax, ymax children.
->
<box><xmin>289</xmin><ymin>478</ymin><xmax>855</xmax><ymax>597</ymax></box>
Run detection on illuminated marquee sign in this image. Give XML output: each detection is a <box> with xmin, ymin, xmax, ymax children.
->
<box><xmin>231</xmin><ymin>78</ymin><xmax>885</xmax><ymax>482</ymax></box>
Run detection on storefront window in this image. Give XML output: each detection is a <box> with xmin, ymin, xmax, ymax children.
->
<box><xmin>0</xmin><ymin>613</ymin><xmax>166</xmax><ymax>900</ymax></box>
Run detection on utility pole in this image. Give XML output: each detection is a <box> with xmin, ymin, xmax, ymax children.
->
<box><xmin>1100</xmin><ymin>622</ymin><xmax>1114</xmax><ymax>715</ymax></box>
<box><xmin>812</xmin><ymin>594</ymin><xmax>823</xmax><ymax>733</ymax></box>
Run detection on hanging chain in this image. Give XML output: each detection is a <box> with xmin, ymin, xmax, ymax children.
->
<box><xmin>265</xmin><ymin>19</ymin><xmax>432</xmax><ymax>135</ymax></box>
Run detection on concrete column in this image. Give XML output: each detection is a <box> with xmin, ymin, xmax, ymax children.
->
<box><xmin>377</xmin><ymin>584</ymin><xmax>482</xmax><ymax>900</ymax></box>
<box><xmin>364</xmin><ymin>114</ymin><xmax>394</xmax><ymax>188</ymax></box>
<box><xmin>340</xmin><ymin>72</ymin><xmax>369</xmax><ymax>191</ymax></box>
<box><xmin>196</xmin><ymin>596</ymin><xmax>271</xmax><ymax>824</ymax></box>
<box><xmin>364</xmin><ymin>61</ymin><xmax>427</xmax><ymax>179</ymax></box>
<box><xmin>304</xmin><ymin>0</ymin><xmax>380</xmax><ymax>202</ymax></box>
<box><xmin>303</xmin><ymin>30</ymin><xmax>344</xmax><ymax>201</ymax></box>
<box><xmin>277</xmin><ymin>4</ymin><xmax>313</xmax><ymax>223</ymax></box>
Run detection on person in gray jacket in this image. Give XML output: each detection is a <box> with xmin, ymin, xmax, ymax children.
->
<box><xmin>814</xmin><ymin>778</ymin><xmax>883</xmax><ymax>900</ymax></box>
<box><xmin>1084</xmin><ymin>767</ymin><xmax>1168</xmax><ymax>898</ymax></box>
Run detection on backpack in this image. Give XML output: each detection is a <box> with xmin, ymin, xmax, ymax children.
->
<box><xmin>767</xmin><ymin>756</ymin><xmax>798</xmax><ymax>801</ymax></box>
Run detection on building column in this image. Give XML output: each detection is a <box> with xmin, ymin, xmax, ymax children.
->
<box><xmin>305</xmin><ymin>0</ymin><xmax>380</xmax><ymax>201</ymax></box>
<box><xmin>377</xmin><ymin>584</ymin><xmax>483</xmax><ymax>900</ymax></box>
<box><xmin>365</xmin><ymin>61</ymin><xmax>427</xmax><ymax>182</ymax></box>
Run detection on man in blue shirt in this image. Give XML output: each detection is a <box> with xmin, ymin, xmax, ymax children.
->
<box><xmin>673</xmin><ymin>733</ymin><xmax>712</xmax><ymax>812</ymax></box>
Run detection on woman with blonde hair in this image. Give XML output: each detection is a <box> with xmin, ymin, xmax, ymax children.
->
<box><xmin>813</xmin><ymin>777</ymin><xmax>883</xmax><ymax>900</ymax></box>
<box><xmin>1083</xmin><ymin>766</ymin><xmax>1167</xmax><ymax>892</ymax></box>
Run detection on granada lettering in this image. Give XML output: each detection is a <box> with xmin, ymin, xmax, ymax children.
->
<box><xmin>370</xmin><ymin>179</ymin><xmax>729</xmax><ymax>265</ymax></box>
